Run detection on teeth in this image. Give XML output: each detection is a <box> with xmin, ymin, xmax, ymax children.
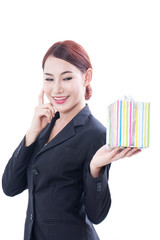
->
<box><xmin>54</xmin><ymin>96</ymin><xmax>68</xmax><ymax>100</ymax></box>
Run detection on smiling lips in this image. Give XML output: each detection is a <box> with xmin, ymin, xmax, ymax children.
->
<box><xmin>53</xmin><ymin>96</ymin><xmax>69</xmax><ymax>104</ymax></box>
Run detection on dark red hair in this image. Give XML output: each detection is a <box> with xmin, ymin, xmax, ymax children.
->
<box><xmin>42</xmin><ymin>40</ymin><xmax>92</xmax><ymax>72</ymax></box>
<box><xmin>42</xmin><ymin>40</ymin><xmax>93</xmax><ymax>100</ymax></box>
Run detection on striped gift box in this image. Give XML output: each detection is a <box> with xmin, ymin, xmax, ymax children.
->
<box><xmin>106</xmin><ymin>100</ymin><xmax>150</xmax><ymax>148</ymax></box>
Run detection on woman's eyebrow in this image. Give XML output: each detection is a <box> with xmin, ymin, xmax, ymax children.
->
<box><xmin>44</xmin><ymin>71</ymin><xmax>73</xmax><ymax>76</ymax></box>
<box><xmin>44</xmin><ymin>73</ymin><xmax>53</xmax><ymax>76</ymax></box>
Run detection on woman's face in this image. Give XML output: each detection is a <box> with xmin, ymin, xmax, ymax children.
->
<box><xmin>43</xmin><ymin>56</ymin><xmax>87</xmax><ymax>114</ymax></box>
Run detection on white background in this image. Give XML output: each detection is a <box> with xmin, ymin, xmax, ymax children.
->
<box><xmin>0</xmin><ymin>0</ymin><xmax>159</xmax><ymax>239</ymax></box>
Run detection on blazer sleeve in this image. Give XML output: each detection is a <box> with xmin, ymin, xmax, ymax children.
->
<box><xmin>83</xmin><ymin>132</ymin><xmax>111</xmax><ymax>224</ymax></box>
<box><xmin>2</xmin><ymin>135</ymin><xmax>37</xmax><ymax>197</ymax></box>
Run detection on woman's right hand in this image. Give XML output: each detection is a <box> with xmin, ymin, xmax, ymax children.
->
<box><xmin>25</xmin><ymin>89</ymin><xmax>55</xmax><ymax>146</ymax></box>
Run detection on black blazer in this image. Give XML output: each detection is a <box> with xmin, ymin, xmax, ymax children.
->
<box><xmin>2</xmin><ymin>104</ymin><xmax>111</xmax><ymax>240</ymax></box>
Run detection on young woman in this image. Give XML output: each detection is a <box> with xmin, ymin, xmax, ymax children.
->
<box><xmin>2</xmin><ymin>40</ymin><xmax>141</xmax><ymax>240</ymax></box>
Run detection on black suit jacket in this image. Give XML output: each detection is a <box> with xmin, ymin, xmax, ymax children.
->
<box><xmin>2</xmin><ymin>104</ymin><xmax>111</xmax><ymax>240</ymax></box>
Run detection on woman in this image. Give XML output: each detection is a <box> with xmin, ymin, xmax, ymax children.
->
<box><xmin>2</xmin><ymin>40</ymin><xmax>141</xmax><ymax>240</ymax></box>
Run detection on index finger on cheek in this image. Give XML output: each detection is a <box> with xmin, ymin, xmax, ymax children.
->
<box><xmin>38</xmin><ymin>88</ymin><xmax>44</xmax><ymax>105</ymax></box>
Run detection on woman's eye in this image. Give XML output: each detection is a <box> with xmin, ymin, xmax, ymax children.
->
<box><xmin>45</xmin><ymin>78</ymin><xmax>53</xmax><ymax>81</ymax></box>
<box><xmin>63</xmin><ymin>77</ymin><xmax>72</xmax><ymax>81</ymax></box>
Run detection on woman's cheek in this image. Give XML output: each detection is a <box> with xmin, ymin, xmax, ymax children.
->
<box><xmin>43</xmin><ymin>84</ymin><xmax>51</xmax><ymax>96</ymax></box>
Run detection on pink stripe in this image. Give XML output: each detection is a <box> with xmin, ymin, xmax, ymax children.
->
<box><xmin>116</xmin><ymin>100</ymin><xmax>119</xmax><ymax>146</ymax></box>
<box><xmin>129</xmin><ymin>101</ymin><xmax>132</xmax><ymax>146</ymax></box>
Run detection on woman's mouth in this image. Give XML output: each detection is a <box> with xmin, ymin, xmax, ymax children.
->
<box><xmin>52</xmin><ymin>96</ymin><xmax>69</xmax><ymax>104</ymax></box>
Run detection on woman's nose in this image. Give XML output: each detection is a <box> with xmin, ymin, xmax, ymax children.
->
<box><xmin>53</xmin><ymin>81</ymin><xmax>63</xmax><ymax>94</ymax></box>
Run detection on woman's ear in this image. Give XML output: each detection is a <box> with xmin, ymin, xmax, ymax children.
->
<box><xmin>83</xmin><ymin>68</ymin><xmax>93</xmax><ymax>100</ymax></box>
<box><xmin>83</xmin><ymin>68</ymin><xmax>92</xmax><ymax>87</ymax></box>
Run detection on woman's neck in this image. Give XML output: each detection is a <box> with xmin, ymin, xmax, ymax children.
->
<box><xmin>58</xmin><ymin>102</ymin><xmax>86</xmax><ymax>125</ymax></box>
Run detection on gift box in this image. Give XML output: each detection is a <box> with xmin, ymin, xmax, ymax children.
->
<box><xmin>106</xmin><ymin>100</ymin><xmax>150</xmax><ymax>148</ymax></box>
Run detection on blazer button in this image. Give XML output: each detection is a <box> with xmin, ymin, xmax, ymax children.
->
<box><xmin>30</xmin><ymin>189</ymin><xmax>33</xmax><ymax>194</ymax></box>
<box><xmin>32</xmin><ymin>169</ymin><xmax>39</xmax><ymax>175</ymax></box>
<box><xmin>96</xmin><ymin>182</ymin><xmax>102</xmax><ymax>192</ymax></box>
<box><xmin>30</xmin><ymin>214</ymin><xmax>33</xmax><ymax>221</ymax></box>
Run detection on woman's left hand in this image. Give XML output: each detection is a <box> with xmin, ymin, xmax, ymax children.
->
<box><xmin>90</xmin><ymin>146</ymin><xmax>141</xmax><ymax>177</ymax></box>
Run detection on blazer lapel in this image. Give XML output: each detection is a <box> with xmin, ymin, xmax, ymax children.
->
<box><xmin>34</xmin><ymin>104</ymin><xmax>91</xmax><ymax>158</ymax></box>
<box><xmin>36</xmin><ymin>111</ymin><xmax>60</xmax><ymax>150</ymax></box>
<box><xmin>38</xmin><ymin>121</ymin><xmax>75</xmax><ymax>154</ymax></box>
